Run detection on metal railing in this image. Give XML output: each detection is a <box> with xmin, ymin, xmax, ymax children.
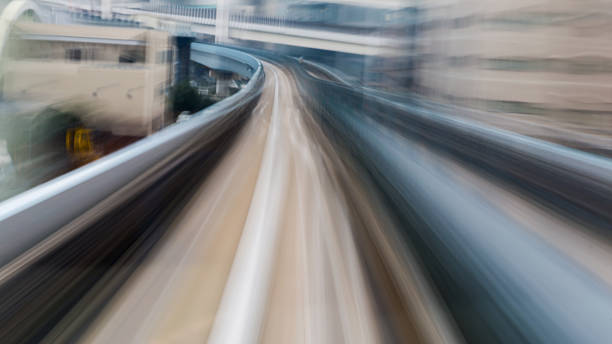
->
<box><xmin>41</xmin><ymin>1</ymin><xmax>396</xmax><ymax>38</ymax></box>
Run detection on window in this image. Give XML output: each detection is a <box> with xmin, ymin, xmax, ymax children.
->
<box><xmin>119</xmin><ymin>48</ymin><xmax>145</xmax><ymax>63</ymax></box>
<box><xmin>66</xmin><ymin>48</ymin><xmax>82</xmax><ymax>62</ymax></box>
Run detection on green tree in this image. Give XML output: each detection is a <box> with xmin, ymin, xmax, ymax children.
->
<box><xmin>169</xmin><ymin>81</ymin><xmax>215</xmax><ymax>118</ymax></box>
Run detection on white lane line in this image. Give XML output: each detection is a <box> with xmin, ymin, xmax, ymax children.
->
<box><xmin>208</xmin><ymin>66</ymin><xmax>289</xmax><ymax>344</ymax></box>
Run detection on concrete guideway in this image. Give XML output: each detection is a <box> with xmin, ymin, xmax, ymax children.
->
<box><xmin>75</xmin><ymin>62</ymin><xmax>452</xmax><ymax>344</ymax></box>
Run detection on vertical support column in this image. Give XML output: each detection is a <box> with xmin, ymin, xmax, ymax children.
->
<box><xmin>211</xmin><ymin>71</ymin><xmax>233</xmax><ymax>97</ymax></box>
<box><xmin>101</xmin><ymin>0</ymin><xmax>112</xmax><ymax>20</ymax></box>
<box><xmin>174</xmin><ymin>36</ymin><xmax>194</xmax><ymax>85</ymax></box>
<box><xmin>215</xmin><ymin>0</ymin><xmax>230</xmax><ymax>43</ymax></box>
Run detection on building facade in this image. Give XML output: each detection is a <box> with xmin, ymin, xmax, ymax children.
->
<box><xmin>415</xmin><ymin>0</ymin><xmax>612</xmax><ymax>131</ymax></box>
<box><xmin>2</xmin><ymin>21</ymin><xmax>172</xmax><ymax>136</ymax></box>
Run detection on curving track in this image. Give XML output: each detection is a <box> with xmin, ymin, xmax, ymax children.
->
<box><xmin>4</xmin><ymin>51</ymin><xmax>612</xmax><ymax>344</ymax></box>
<box><xmin>70</xmin><ymin>62</ymin><xmax>453</xmax><ymax>344</ymax></box>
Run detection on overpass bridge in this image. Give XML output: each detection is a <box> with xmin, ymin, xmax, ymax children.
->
<box><xmin>34</xmin><ymin>0</ymin><xmax>408</xmax><ymax>56</ymax></box>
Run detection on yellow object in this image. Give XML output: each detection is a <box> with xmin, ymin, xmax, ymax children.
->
<box><xmin>66</xmin><ymin>128</ymin><xmax>96</xmax><ymax>161</ymax></box>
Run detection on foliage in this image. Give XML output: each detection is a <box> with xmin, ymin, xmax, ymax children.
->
<box><xmin>169</xmin><ymin>81</ymin><xmax>215</xmax><ymax>118</ymax></box>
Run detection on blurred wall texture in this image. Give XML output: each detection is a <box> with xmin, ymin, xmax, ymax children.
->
<box><xmin>415</xmin><ymin>0</ymin><xmax>612</xmax><ymax>146</ymax></box>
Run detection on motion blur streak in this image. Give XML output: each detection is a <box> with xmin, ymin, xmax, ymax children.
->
<box><xmin>293</xmin><ymin>52</ymin><xmax>612</xmax><ymax>342</ymax></box>
<box><xmin>77</xmin><ymin>66</ymin><xmax>273</xmax><ymax>344</ymax></box>
<box><xmin>3</xmin><ymin>1</ymin><xmax>612</xmax><ymax>343</ymax></box>
<box><xmin>74</xmin><ymin>63</ymin><xmax>450</xmax><ymax>344</ymax></box>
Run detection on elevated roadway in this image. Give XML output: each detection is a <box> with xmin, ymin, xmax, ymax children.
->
<box><xmin>32</xmin><ymin>51</ymin><xmax>612</xmax><ymax>343</ymax></box>
<box><xmin>1</xmin><ymin>37</ymin><xmax>612</xmax><ymax>344</ymax></box>
<box><xmin>74</xmin><ymin>61</ymin><xmax>452</xmax><ymax>344</ymax></box>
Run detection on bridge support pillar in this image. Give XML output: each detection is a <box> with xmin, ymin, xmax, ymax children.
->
<box><xmin>215</xmin><ymin>0</ymin><xmax>230</xmax><ymax>43</ymax></box>
<box><xmin>174</xmin><ymin>36</ymin><xmax>195</xmax><ymax>85</ymax></box>
<box><xmin>101</xmin><ymin>0</ymin><xmax>112</xmax><ymax>20</ymax></box>
<box><xmin>212</xmin><ymin>71</ymin><xmax>233</xmax><ymax>97</ymax></box>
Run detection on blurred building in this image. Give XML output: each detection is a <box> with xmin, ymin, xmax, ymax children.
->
<box><xmin>2</xmin><ymin>22</ymin><xmax>173</xmax><ymax>136</ymax></box>
<box><xmin>416</xmin><ymin>0</ymin><xmax>612</xmax><ymax>136</ymax></box>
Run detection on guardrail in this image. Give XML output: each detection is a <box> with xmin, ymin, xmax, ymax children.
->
<box><xmin>0</xmin><ymin>44</ymin><xmax>263</xmax><ymax>343</ymax></box>
<box><xmin>285</xmin><ymin>56</ymin><xmax>612</xmax><ymax>343</ymax></box>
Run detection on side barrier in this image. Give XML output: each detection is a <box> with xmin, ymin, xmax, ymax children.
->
<box><xmin>0</xmin><ymin>44</ymin><xmax>263</xmax><ymax>343</ymax></box>
<box><xmin>288</xmin><ymin>57</ymin><xmax>612</xmax><ymax>343</ymax></box>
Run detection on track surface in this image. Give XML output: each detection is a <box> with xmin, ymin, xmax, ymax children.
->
<box><xmin>75</xmin><ymin>63</ymin><xmax>454</xmax><ymax>343</ymax></box>
<box><xmin>19</xmin><ymin>53</ymin><xmax>612</xmax><ymax>343</ymax></box>
<box><xmin>34</xmin><ymin>60</ymin><xmax>612</xmax><ymax>344</ymax></box>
